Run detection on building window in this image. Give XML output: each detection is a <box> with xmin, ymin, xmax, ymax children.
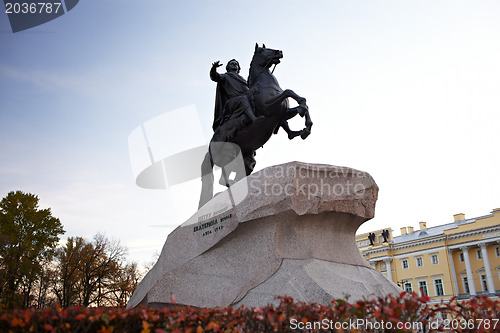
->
<box><xmin>403</xmin><ymin>281</ymin><xmax>413</xmax><ymax>293</ymax></box>
<box><xmin>496</xmin><ymin>247</ymin><xmax>500</xmax><ymax>257</ymax></box>
<box><xmin>477</xmin><ymin>249</ymin><xmax>483</xmax><ymax>260</ymax></box>
<box><xmin>431</xmin><ymin>254</ymin><xmax>439</xmax><ymax>265</ymax></box>
<box><xmin>418</xmin><ymin>280</ymin><xmax>428</xmax><ymax>296</ymax></box>
<box><xmin>402</xmin><ymin>259</ymin><xmax>409</xmax><ymax>270</ymax></box>
<box><xmin>480</xmin><ymin>274</ymin><xmax>488</xmax><ymax>292</ymax></box>
<box><xmin>434</xmin><ymin>278</ymin><xmax>445</xmax><ymax>296</ymax></box>
<box><xmin>462</xmin><ymin>276</ymin><xmax>470</xmax><ymax>294</ymax></box>
<box><xmin>356</xmin><ymin>240</ymin><xmax>370</xmax><ymax>247</ymax></box>
<box><xmin>458</xmin><ymin>252</ymin><xmax>464</xmax><ymax>262</ymax></box>
<box><xmin>416</xmin><ymin>256</ymin><xmax>423</xmax><ymax>267</ymax></box>
<box><xmin>380</xmin><ymin>262</ymin><xmax>386</xmax><ymax>271</ymax></box>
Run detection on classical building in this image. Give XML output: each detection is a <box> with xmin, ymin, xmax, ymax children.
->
<box><xmin>356</xmin><ymin>208</ymin><xmax>500</xmax><ymax>303</ymax></box>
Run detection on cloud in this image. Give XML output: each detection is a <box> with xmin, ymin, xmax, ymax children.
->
<box><xmin>0</xmin><ymin>61</ymin><xmax>179</xmax><ymax>104</ymax></box>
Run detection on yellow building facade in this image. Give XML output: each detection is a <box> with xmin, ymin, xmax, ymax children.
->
<box><xmin>356</xmin><ymin>208</ymin><xmax>500</xmax><ymax>303</ymax></box>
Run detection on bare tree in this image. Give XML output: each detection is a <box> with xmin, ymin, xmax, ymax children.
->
<box><xmin>31</xmin><ymin>259</ymin><xmax>58</xmax><ymax>308</ymax></box>
<box><xmin>52</xmin><ymin>233</ymin><xmax>140</xmax><ymax>307</ymax></box>
<box><xmin>53</xmin><ymin>237</ymin><xmax>87</xmax><ymax>307</ymax></box>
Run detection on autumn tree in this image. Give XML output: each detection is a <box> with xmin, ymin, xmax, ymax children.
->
<box><xmin>52</xmin><ymin>237</ymin><xmax>87</xmax><ymax>308</ymax></box>
<box><xmin>109</xmin><ymin>261</ymin><xmax>141</xmax><ymax>307</ymax></box>
<box><xmin>53</xmin><ymin>234</ymin><xmax>141</xmax><ymax>307</ymax></box>
<box><xmin>0</xmin><ymin>191</ymin><xmax>65</xmax><ymax>309</ymax></box>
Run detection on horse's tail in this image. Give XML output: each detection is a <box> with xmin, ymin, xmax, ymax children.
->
<box><xmin>199</xmin><ymin>149</ymin><xmax>214</xmax><ymax>209</ymax></box>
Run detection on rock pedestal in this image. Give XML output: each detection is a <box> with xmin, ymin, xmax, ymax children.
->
<box><xmin>127</xmin><ymin>162</ymin><xmax>400</xmax><ymax>309</ymax></box>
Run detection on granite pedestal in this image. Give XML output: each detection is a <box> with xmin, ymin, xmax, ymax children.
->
<box><xmin>127</xmin><ymin>161</ymin><xmax>400</xmax><ymax>308</ymax></box>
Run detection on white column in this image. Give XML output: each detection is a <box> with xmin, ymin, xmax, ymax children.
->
<box><xmin>448</xmin><ymin>249</ymin><xmax>460</xmax><ymax>296</ymax></box>
<box><xmin>369</xmin><ymin>260</ymin><xmax>376</xmax><ymax>269</ymax></box>
<box><xmin>479</xmin><ymin>243</ymin><xmax>496</xmax><ymax>294</ymax></box>
<box><xmin>461</xmin><ymin>246</ymin><xmax>477</xmax><ymax>296</ymax></box>
<box><xmin>384</xmin><ymin>259</ymin><xmax>393</xmax><ymax>282</ymax></box>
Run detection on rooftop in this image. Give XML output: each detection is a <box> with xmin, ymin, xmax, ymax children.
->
<box><xmin>392</xmin><ymin>213</ymin><xmax>494</xmax><ymax>245</ymax></box>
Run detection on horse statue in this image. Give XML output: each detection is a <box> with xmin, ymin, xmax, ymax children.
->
<box><xmin>199</xmin><ymin>44</ymin><xmax>313</xmax><ymax>208</ymax></box>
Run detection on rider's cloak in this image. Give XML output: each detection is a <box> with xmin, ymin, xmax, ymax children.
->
<box><xmin>211</xmin><ymin>70</ymin><xmax>249</xmax><ymax>131</ymax></box>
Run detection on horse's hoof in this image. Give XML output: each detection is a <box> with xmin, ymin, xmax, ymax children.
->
<box><xmin>301</xmin><ymin>128</ymin><xmax>311</xmax><ymax>139</ymax></box>
<box><xmin>298</xmin><ymin>105</ymin><xmax>308</xmax><ymax>117</ymax></box>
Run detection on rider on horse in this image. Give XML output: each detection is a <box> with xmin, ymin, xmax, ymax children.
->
<box><xmin>210</xmin><ymin>59</ymin><xmax>303</xmax><ymax>141</ymax></box>
<box><xmin>200</xmin><ymin>45</ymin><xmax>313</xmax><ymax>208</ymax></box>
<box><xmin>210</xmin><ymin>59</ymin><xmax>263</xmax><ymax>141</ymax></box>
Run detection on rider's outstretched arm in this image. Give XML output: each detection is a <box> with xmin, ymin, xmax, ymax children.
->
<box><xmin>210</xmin><ymin>61</ymin><xmax>224</xmax><ymax>82</ymax></box>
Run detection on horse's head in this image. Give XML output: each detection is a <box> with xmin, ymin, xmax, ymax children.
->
<box><xmin>253</xmin><ymin>43</ymin><xmax>283</xmax><ymax>68</ymax></box>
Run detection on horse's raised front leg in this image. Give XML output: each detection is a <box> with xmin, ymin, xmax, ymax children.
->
<box><xmin>266</xmin><ymin>89</ymin><xmax>307</xmax><ymax>111</ymax></box>
<box><xmin>282</xmin><ymin>90</ymin><xmax>312</xmax><ymax>138</ymax></box>
<box><xmin>267</xmin><ymin>89</ymin><xmax>312</xmax><ymax>140</ymax></box>
<box><xmin>300</xmin><ymin>109</ymin><xmax>313</xmax><ymax>139</ymax></box>
<box><xmin>274</xmin><ymin>120</ymin><xmax>302</xmax><ymax>139</ymax></box>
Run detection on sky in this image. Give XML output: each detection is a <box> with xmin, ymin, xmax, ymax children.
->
<box><xmin>1</xmin><ymin>0</ymin><xmax>499</xmax><ymax>268</ymax></box>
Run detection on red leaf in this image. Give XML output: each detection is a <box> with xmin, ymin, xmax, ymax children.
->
<box><xmin>420</xmin><ymin>294</ymin><xmax>430</xmax><ymax>303</ymax></box>
<box><xmin>10</xmin><ymin>317</ymin><xmax>24</xmax><ymax>327</ymax></box>
<box><xmin>206</xmin><ymin>321</ymin><xmax>219</xmax><ymax>331</ymax></box>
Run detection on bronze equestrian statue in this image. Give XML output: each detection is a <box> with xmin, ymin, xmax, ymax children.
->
<box><xmin>199</xmin><ymin>44</ymin><xmax>313</xmax><ymax>208</ymax></box>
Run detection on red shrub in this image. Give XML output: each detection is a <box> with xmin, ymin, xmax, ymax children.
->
<box><xmin>0</xmin><ymin>293</ymin><xmax>499</xmax><ymax>332</ymax></box>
